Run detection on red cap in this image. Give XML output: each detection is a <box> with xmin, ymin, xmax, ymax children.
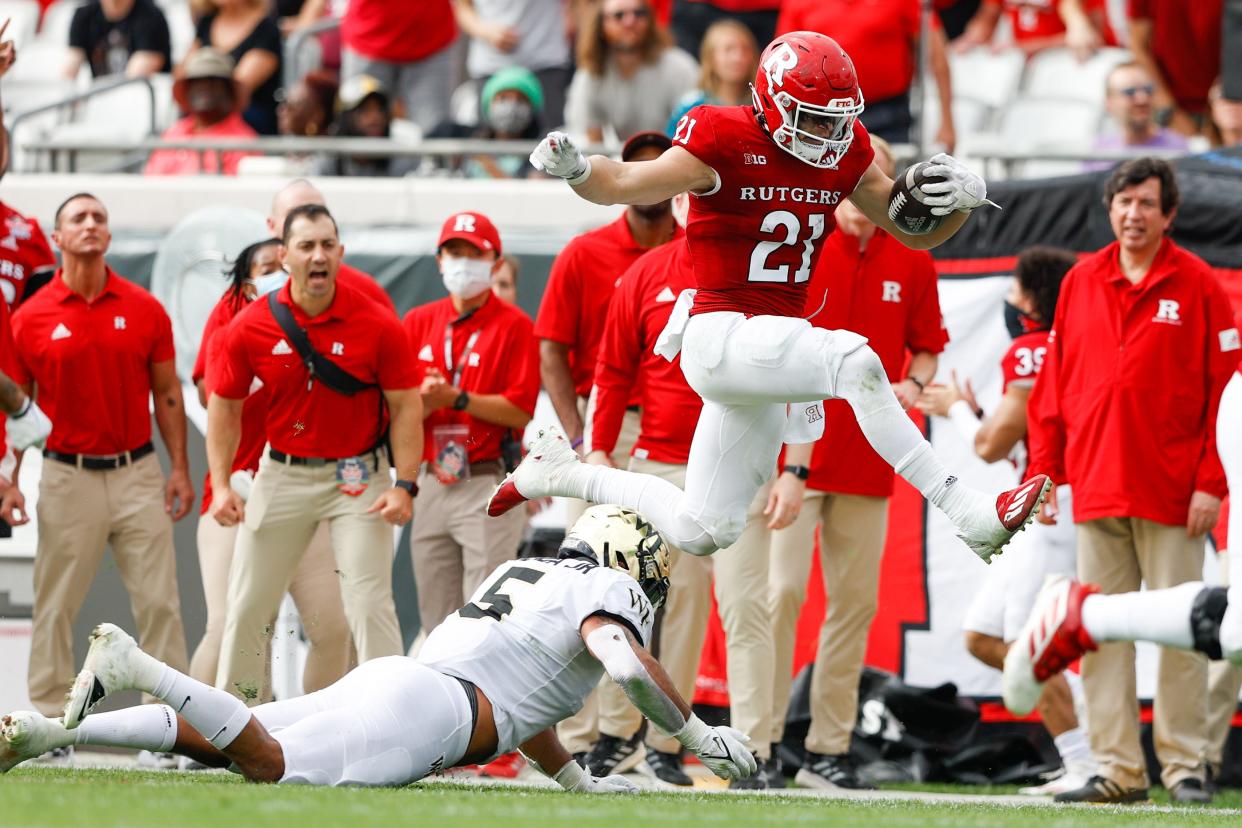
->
<box><xmin>437</xmin><ymin>211</ymin><xmax>502</xmax><ymax>256</ymax></box>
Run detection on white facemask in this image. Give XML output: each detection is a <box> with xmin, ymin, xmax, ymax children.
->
<box><xmin>248</xmin><ymin>269</ymin><xmax>289</xmax><ymax>298</ymax></box>
<box><xmin>440</xmin><ymin>255</ymin><xmax>494</xmax><ymax>299</ymax></box>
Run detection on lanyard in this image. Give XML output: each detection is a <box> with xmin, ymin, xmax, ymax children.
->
<box><xmin>444</xmin><ymin>325</ymin><xmax>482</xmax><ymax>387</ymax></box>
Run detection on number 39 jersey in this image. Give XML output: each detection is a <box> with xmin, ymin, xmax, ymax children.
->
<box><xmin>1001</xmin><ymin>330</ymin><xmax>1051</xmax><ymax>393</ymax></box>
<box><xmin>417</xmin><ymin>557</ymin><xmax>656</xmax><ymax>755</ymax></box>
<box><xmin>673</xmin><ymin>104</ymin><xmax>874</xmax><ymax>319</ymax></box>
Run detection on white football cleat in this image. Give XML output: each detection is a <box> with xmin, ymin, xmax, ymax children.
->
<box><xmin>487</xmin><ymin>426</ymin><xmax>581</xmax><ymax>517</ymax></box>
<box><xmin>1019</xmin><ymin>769</ymin><xmax>1093</xmax><ymax>797</ymax></box>
<box><xmin>64</xmin><ymin>623</ymin><xmax>149</xmax><ymax>729</ymax></box>
<box><xmin>956</xmin><ymin>475</ymin><xmax>1052</xmax><ymax>563</ymax></box>
<box><xmin>1</xmin><ymin>712</ymin><xmax>72</xmax><ymax>773</ymax></box>
<box><xmin>1003</xmin><ymin>575</ymin><xmax>1099</xmax><ymax>716</ymax></box>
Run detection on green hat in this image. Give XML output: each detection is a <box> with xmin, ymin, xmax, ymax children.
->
<box><xmin>480</xmin><ymin>67</ymin><xmax>544</xmax><ymax>118</ymax></box>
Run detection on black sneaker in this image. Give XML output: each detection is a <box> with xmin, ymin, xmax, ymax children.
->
<box><xmin>730</xmin><ymin>753</ymin><xmax>780</xmax><ymax>790</ymax></box>
<box><xmin>1169</xmin><ymin>777</ymin><xmax>1212</xmax><ymax>804</ymax></box>
<box><xmin>583</xmin><ymin>733</ymin><xmax>639</xmax><ymax>778</ymax></box>
<box><xmin>794</xmin><ymin>752</ymin><xmax>873</xmax><ymax>790</ymax></box>
<box><xmin>640</xmin><ymin>749</ymin><xmax>692</xmax><ymax>787</ymax></box>
<box><xmin>1053</xmin><ymin>775</ymin><xmax>1148</xmax><ymax>804</ymax></box>
<box><xmin>759</xmin><ymin>753</ymin><xmax>785</xmax><ymax>789</ymax></box>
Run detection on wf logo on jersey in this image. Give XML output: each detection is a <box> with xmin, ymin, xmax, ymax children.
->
<box><xmin>1153</xmin><ymin>299</ymin><xmax>1182</xmax><ymax>325</ymax></box>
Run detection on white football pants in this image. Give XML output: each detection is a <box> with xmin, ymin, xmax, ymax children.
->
<box><xmin>1217</xmin><ymin>373</ymin><xmax>1242</xmax><ymax>662</ymax></box>
<box><xmin>254</xmin><ymin>657</ymin><xmax>474</xmax><ymax>786</ymax></box>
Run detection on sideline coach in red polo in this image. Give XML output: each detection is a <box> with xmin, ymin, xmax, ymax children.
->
<box><xmin>11</xmin><ymin>192</ymin><xmax>193</xmax><ymax>719</ymax></box>
<box><xmin>1028</xmin><ymin>158</ymin><xmax>1239</xmax><ymax>803</ymax></box>
<box><xmin>208</xmin><ymin>204</ymin><xmax>421</xmax><ymax>701</ymax></box>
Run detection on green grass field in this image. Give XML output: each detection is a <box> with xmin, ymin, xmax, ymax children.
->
<box><xmin>6</xmin><ymin>769</ymin><xmax>1242</xmax><ymax>828</ymax></box>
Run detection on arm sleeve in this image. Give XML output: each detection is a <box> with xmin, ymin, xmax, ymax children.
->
<box><xmin>376</xmin><ymin>317</ymin><xmax>421</xmax><ymax>390</ymax></box>
<box><xmin>134</xmin><ymin>6</ymin><xmax>172</xmax><ymax>56</ymax></box>
<box><xmin>905</xmin><ymin>253</ymin><xmax>949</xmax><ymax>355</ymax></box>
<box><xmin>500</xmin><ymin>316</ymin><xmax>541</xmax><ymax>414</ymax></box>
<box><xmin>534</xmin><ymin>244</ymin><xmax>582</xmax><ymax>346</ymax></box>
<box><xmin>593</xmin><ymin>576</ymin><xmax>655</xmax><ymax>647</ymax></box>
<box><xmin>677</xmin><ymin>104</ymin><xmax>722</xmax><ymax>172</ymax></box>
<box><xmin>251</xmin><ymin>18</ymin><xmax>283</xmax><ymax>56</ymax></box>
<box><xmin>193</xmin><ymin>302</ymin><xmax>224</xmax><ymax>385</ymax></box>
<box><xmin>212</xmin><ymin>317</ymin><xmax>255</xmax><ymax>400</ymax></box>
<box><xmin>150</xmin><ymin>302</ymin><xmax>175</xmax><ymax>363</ymax></box>
<box><xmin>1194</xmin><ymin>278</ymin><xmax>1239</xmax><ymax>498</ymax></box>
<box><xmin>68</xmin><ymin>7</ymin><xmax>89</xmax><ymax>50</ymax></box>
<box><xmin>590</xmin><ymin>266</ymin><xmax>643</xmax><ymax>455</ymax></box>
<box><xmin>1001</xmin><ymin>338</ymin><xmax>1040</xmax><ymax>392</ymax></box>
<box><xmin>27</xmin><ymin>221</ymin><xmax>56</xmax><ymax>272</ymax></box>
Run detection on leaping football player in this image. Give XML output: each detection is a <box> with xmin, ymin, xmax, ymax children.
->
<box><xmin>489</xmin><ymin>31</ymin><xmax>1050</xmax><ymax>562</ymax></box>
<box><xmin>0</xmin><ymin>507</ymin><xmax>757</xmax><ymax>790</ymax></box>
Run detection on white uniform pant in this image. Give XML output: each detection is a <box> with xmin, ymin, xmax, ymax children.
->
<box><xmin>673</xmin><ymin>312</ymin><xmax>868</xmax><ymax>551</ymax></box>
<box><xmin>1217</xmin><ymin>374</ymin><xmax>1242</xmax><ymax>663</ymax></box>
<box><xmin>253</xmin><ymin>657</ymin><xmax>474</xmax><ymax>787</ymax></box>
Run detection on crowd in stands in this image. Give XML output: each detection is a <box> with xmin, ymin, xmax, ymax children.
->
<box><xmin>0</xmin><ymin>0</ymin><xmax>1233</xmax><ymax>178</ymax></box>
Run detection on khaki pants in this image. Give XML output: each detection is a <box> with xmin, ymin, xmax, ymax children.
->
<box><xmin>190</xmin><ymin>519</ymin><xmax>351</xmax><ymax>697</ymax></box>
<box><xmin>409</xmin><ymin>467</ymin><xmax>526</xmax><ymax>635</ymax></box>
<box><xmin>1078</xmin><ymin>517</ymin><xmax>1208</xmax><ymax>789</ymax></box>
<box><xmin>557</xmin><ymin>404</ymin><xmax>641</xmax><ymax>754</ymax></box>
<box><xmin>28</xmin><ymin>453</ymin><xmax>188</xmax><ymax>716</ymax></box>
<box><xmin>767</xmin><ymin>491</ymin><xmax>888</xmax><ymax>754</ymax></box>
<box><xmin>216</xmin><ymin>451</ymin><xmax>402</xmax><ymax>702</ymax></box>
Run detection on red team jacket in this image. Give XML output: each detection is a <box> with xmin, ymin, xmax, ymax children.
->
<box><xmin>676</xmin><ymin>104</ymin><xmax>874</xmax><ymax>319</ymax></box>
<box><xmin>592</xmin><ymin>237</ymin><xmax>702</xmax><ymax>464</ymax></box>
<box><xmin>1028</xmin><ymin>239</ymin><xmax>1239</xmax><ymax>526</ymax></box>
<box><xmin>0</xmin><ymin>202</ymin><xmax>56</xmax><ymax>308</ymax></box>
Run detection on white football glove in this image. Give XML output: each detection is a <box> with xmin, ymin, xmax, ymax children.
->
<box><xmin>552</xmin><ymin>759</ymin><xmax>639</xmax><ymax>794</ymax></box>
<box><xmin>920</xmin><ymin>153</ymin><xmax>999</xmax><ymax>216</ymax></box>
<box><xmin>673</xmin><ymin>714</ymin><xmax>758</xmax><ymax>781</ymax></box>
<box><xmin>6</xmin><ymin>398</ymin><xmax>51</xmax><ymax>450</ymax></box>
<box><xmin>530</xmin><ymin>131</ymin><xmax>592</xmax><ymax>185</ymax></box>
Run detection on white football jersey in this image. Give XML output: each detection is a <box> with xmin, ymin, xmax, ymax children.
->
<box><xmin>418</xmin><ymin>557</ymin><xmax>656</xmax><ymax>755</ymax></box>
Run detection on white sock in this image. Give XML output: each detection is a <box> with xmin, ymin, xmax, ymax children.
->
<box><xmin>75</xmin><ymin>705</ymin><xmax>177</xmax><ymax>753</ymax></box>
<box><xmin>893</xmin><ymin>442</ymin><xmax>988</xmax><ymax>525</ymax></box>
<box><xmin>1080</xmin><ymin>582</ymin><xmax>1202</xmax><ymax>650</ymax></box>
<box><xmin>1053</xmin><ymin>727</ymin><xmax>1093</xmax><ymax>773</ymax></box>
<box><xmin>150</xmin><ymin>665</ymin><xmax>253</xmax><ymax>750</ymax></box>
<box><xmin>568</xmin><ymin>465</ymin><xmax>716</xmax><ymax>552</ymax></box>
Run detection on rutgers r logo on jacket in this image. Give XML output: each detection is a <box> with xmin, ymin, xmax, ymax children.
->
<box><xmin>1152</xmin><ymin>298</ymin><xmax>1181</xmax><ymax>325</ymax></box>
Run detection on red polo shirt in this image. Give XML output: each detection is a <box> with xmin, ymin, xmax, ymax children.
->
<box><xmin>214</xmin><ymin>278</ymin><xmax>418</xmax><ymax>458</ymax></box>
<box><xmin>1129</xmin><ymin>0</ymin><xmax>1222</xmax><ymax>113</ymax></box>
<box><xmin>593</xmin><ymin>238</ymin><xmax>702</xmax><ymax>465</ymax></box>
<box><xmin>0</xmin><ymin>202</ymin><xmax>56</xmax><ymax>308</ymax></box>
<box><xmin>985</xmin><ymin>0</ymin><xmax>1065</xmax><ymax>41</ymax></box>
<box><xmin>404</xmin><ymin>293</ymin><xmax>539</xmax><ymax>465</ymax></box>
<box><xmin>803</xmin><ymin>229</ymin><xmax>947</xmax><ymax>497</ymax></box>
<box><xmin>1028</xmin><ymin>239</ymin><xmax>1239</xmax><ymax>525</ymax></box>
<box><xmin>535</xmin><ymin>214</ymin><xmax>680</xmax><ymax>398</ymax></box>
<box><xmin>339</xmin><ymin>262</ymin><xmax>396</xmax><ymax>316</ymax></box>
<box><xmin>342</xmin><ymin>0</ymin><xmax>456</xmax><ymax>64</ymax></box>
<box><xmin>10</xmin><ymin>269</ymin><xmax>174</xmax><ymax>455</ymax></box>
<box><xmin>776</xmin><ymin>0</ymin><xmax>924</xmax><ymax>102</ymax></box>
<box><xmin>195</xmin><ymin>291</ymin><xmax>270</xmax><ymax>514</ymax></box>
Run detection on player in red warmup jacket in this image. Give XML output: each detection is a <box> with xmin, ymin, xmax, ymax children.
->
<box><xmin>490</xmin><ymin>30</ymin><xmax>1050</xmax><ymax>562</ymax></box>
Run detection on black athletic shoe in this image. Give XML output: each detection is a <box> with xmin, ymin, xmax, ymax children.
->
<box><xmin>640</xmin><ymin>749</ymin><xmax>693</xmax><ymax>787</ymax></box>
<box><xmin>1169</xmin><ymin>777</ymin><xmax>1213</xmax><ymax>804</ymax></box>
<box><xmin>583</xmin><ymin>733</ymin><xmax>639</xmax><ymax>778</ymax></box>
<box><xmin>729</xmin><ymin>753</ymin><xmax>781</xmax><ymax>790</ymax></box>
<box><xmin>794</xmin><ymin>752</ymin><xmax>874</xmax><ymax>790</ymax></box>
<box><xmin>1053</xmin><ymin>775</ymin><xmax>1148</xmax><ymax>804</ymax></box>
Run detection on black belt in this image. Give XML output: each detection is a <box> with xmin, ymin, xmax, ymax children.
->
<box><xmin>45</xmin><ymin>442</ymin><xmax>154</xmax><ymax>470</ymax></box>
<box><xmin>454</xmin><ymin>676</ymin><xmax>479</xmax><ymax>733</ymax></box>
<box><xmin>268</xmin><ymin>448</ymin><xmax>383</xmax><ymax>467</ymax></box>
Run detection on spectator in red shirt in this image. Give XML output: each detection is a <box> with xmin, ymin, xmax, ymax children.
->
<box><xmin>10</xmin><ymin>193</ymin><xmax>194</xmax><ymax>741</ymax></box>
<box><xmin>1028</xmin><ymin>158</ymin><xmax>1239</xmax><ymax>804</ymax></box>
<box><xmin>671</xmin><ymin>0</ymin><xmax>781</xmax><ymax>60</ymax></box>
<box><xmin>776</xmin><ymin>0</ymin><xmax>957</xmax><ymax>149</ymax></box>
<box><xmin>145</xmin><ymin>49</ymin><xmax>259</xmax><ymax>177</ymax></box>
<box><xmin>340</xmin><ymin>0</ymin><xmax>458</xmax><ymax>133</ymax></box>
<box><xmin>402</xmin><ymin>211</ymin><xmax>539</xmax><ymax>637</ymax></box>
<box><xmin>1128</xmin><ymin>0</ymin><xmax>1223</xmax><ymax>136</ymax></box>
<box><xmin>188</xmin><ymin>238</ymin><xmax>351</xmax><ymax>699</ymax></box>
<box><xmin>954</xmin><ymin>0</ymin><xmax>1110</xmax><ymax>55</ymax></box>
<box><xmin>208</xmin><ymin>204</ymin><xmax>420</xmax><ymax>702</ymax></box>
<box><xmin>765</xmin><ymin>137</ymin><xmax>949</xmax><ymax>791</ymax></box>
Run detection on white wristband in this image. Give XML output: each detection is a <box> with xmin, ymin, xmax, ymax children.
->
<box><xmin>671</xmin><ymin>712</ymin><xmax>710</xmax><ymax>748</ymax></box>
<box><xmin>566</xmin><ymin>156</ymin><xmax>592</xmax><ymax>187</ymax></box>
<box><xmin>552</xmin><ymin>758</ymin><xmax>589</xmax><ymax>792</ymax></box>
<box><xmin>947</xmin><ymin>399</ymin><xmax>982</xmax><ymax>445</ymax></box>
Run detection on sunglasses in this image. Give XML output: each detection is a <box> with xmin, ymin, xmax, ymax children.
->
<box><xmin>1116</xmin><ymin>84</ymin><xmax>1155</xmax><ymax>98</ymax></box>
<box><xmin>606</xmin><ymin>7</ymin><xmax>650</xmax><ymax>21</ymax></box>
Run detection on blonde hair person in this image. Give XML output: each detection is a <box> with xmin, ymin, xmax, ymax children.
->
<box><xmin>666</xmin><ymin>18</ymin><xmax>757</xmax><ymax>136</ymax></box>
<box><xmin>576</xmin><ymin>0</ymin><xmax>672</xmax><ymax>77</ymax></box>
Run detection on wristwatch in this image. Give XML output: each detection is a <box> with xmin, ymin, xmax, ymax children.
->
<box><xmin>452</xmin><ymin>390</ymin><xmax>470</xmax><ymax>411</ymax></box>
<box><xmin>783</xmin><ymin>464</ymin><xmax>810</xmax><ymax>481</ymax></box>
<box><xmin>394</xmin><ymin>478</ymin><xmax>419</xmax><ymax>497</ymax></box>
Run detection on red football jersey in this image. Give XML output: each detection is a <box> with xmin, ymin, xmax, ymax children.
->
<box><xmin>675</xmin><ymin>104</ymin><xmax>874</xmax><ymax>319</ymax></box>
<box><xmin>0</xmin><ymin>202</ymin><xmax>56</xmax><ymax>308</ymax></box>
<box><xmin>1001</xmin><ymin>329</ymin><xmax>1051</xmax><ymax>393</ymax></box>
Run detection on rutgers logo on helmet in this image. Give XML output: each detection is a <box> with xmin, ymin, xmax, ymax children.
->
<box><xmin>558</xmin><ymin>505</ymin><xmax>671</xmax><ymax>608</ymax></box>
<box><xmin>751</xmin><ymin>31</ymin><xmax>865</xmax><ymax>170</ymax></box>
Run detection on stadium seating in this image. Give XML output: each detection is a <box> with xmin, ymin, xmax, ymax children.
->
<box><xmin>1024</xmin><ymin>47</ymin><xmax>1131</xmax><ymax>106</ymax></box>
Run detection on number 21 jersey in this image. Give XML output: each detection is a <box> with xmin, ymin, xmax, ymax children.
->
<box><xmin>674</xmin><ymin>104</ymin><xmax>874</xmax><ymax>319</ymax></box>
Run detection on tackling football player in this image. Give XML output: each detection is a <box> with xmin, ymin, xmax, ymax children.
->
<box><xmin>0</xmin><ymin>507</ymin><xmax>757</xmax><ymax>789</ymax></box>
<box><xmin>490</xmin><ymin>30</ymin><xmax>1050</xmax><ymax>563</ymax></box>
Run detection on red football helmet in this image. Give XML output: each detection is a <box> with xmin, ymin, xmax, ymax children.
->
<box><xmin>751</xmin><ymin>31</ymin><xmax>865</xmax><ymax>169</ymax></box>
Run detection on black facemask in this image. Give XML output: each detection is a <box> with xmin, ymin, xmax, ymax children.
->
<box><xmin>1004</xmin><ymin>300</ymin><xmax>1031</xmax><ymax>340</ymax></box>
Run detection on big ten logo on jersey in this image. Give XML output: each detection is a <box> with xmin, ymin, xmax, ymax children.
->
<box><xmin>1012</xmin><ymin>345</ymin><xmax>1045</xmax><ymax>376</ymax></box>
<box><xmin>744</xmin><ymin>153</ymin><xmax>767</xmax><ymax>166</ymax></box>
<box><xmin>628</xmin><ymin>587</ymin><xmax>652</xmax><ymax>627</ymax></box>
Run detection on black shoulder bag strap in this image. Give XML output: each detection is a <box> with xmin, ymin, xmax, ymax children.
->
<box><xmin>267</xmin><ymin>291</ymin><xmax>377</xmax><ymax>396</ymax></box>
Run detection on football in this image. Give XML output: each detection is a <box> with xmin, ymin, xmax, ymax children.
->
<box><xmin>887</xmin><ymin>161</ymin><xmax>949</xmax><ymax>236</ymax></box>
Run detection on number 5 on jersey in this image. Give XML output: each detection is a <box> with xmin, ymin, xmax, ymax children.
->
<box><xmin>749</xmin><ymin>210</ymin><xmax>825</xmax><ymax>283</ymax></box>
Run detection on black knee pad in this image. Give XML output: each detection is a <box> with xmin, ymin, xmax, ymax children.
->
<box><xmin>1191</xmin><ymin>586</ymin><xmax>1228</xmax><ymax>660</ymax></box>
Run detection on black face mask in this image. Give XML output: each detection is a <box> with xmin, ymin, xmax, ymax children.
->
<box><xmin>1004</xmin><ymin>300</ymin><xmax>1031</xmax><ymax>340</ymax></box>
